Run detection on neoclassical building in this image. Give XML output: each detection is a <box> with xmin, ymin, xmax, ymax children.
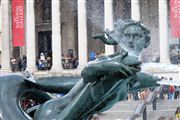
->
<box><xmin>0</xmin><ymin>0</ymin><xmax>179</xmax><ymax>72</ymax></box>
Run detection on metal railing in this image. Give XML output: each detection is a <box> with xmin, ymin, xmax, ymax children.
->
<box><xmin>127</xmin><ymin>86</ymin><xmax>163</xmax><ymax>120</ymax></box>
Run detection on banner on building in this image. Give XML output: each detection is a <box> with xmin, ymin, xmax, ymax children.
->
<box><xmin>170</xmin><ymin>0</ymin><xmax>180</xmax><ymax>38</ymax></box>
<box><xmin>12</xmin><ymin>0</ymin><xmax>25</xmax><ymax>46</ymax></box>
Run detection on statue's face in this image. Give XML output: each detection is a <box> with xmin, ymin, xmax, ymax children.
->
<box><xmin>120</xmin><ymin>24</ymin><xmax>150</xmax><ymax>56</ymax></box>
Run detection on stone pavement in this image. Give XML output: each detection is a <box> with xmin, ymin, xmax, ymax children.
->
<box><xmin>33</xmin><ymin>69</ymin><xmax>82</xmax><ymax>79</ymax></box>
<box><xmin>0</xmin><ymin>69</ymin><xmax>82</xmax><ymax>78</ymax></box>
<box><xmin>96</xmin><ymin>99</ymin><xmax>180</xmax><ymax>120</ymax></box>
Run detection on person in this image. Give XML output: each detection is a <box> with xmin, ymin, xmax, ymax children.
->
<box><xmin>61</xmin><ymin>54</ymin><xmax>65</xmax><ymax>69</ymax></box>
<box><xmin>178</xmin><ymin>51</ymin><xmax>180</xmax><ymax>64</ymax></box>
<box><xmin>39</xmin><ymin>53</ymin><xmax>46</xmax><ymax>70</ymax></box>
<box><xmin>175</xmin><ymin>107</ymin><xmax>180</xmax><ymax>120</ymax></box>
<box><xmin>175</xmin><ymin>86</ymin><xmax>180</xmax><ymax>99</ymax></box>
<box><xmin>74</xmin><ymin>58</ymin><xmax>79</xmax><ymax>68</ymax></box>
<box><xmin>69</xmin><ymin>55</ymin><xmax>75</xmax><ymax>69</ymax></box>
<box><xmin>128</xmin><ymin>92</ymin><xmax>139</xmax><ymax>101</ymax></box>
<box><xmin>10</xmin><ymin>57</ymin><xmax>17</xmax><ymax>72</ymax></box>
<box><xmin>162</xmin><ymin>85</ymin><xmax>169</xmax><ymax>100</ymax></box>
<box><xmin>170</xmin><ymin>50</ymin><xmax>178</xmax><ymax>64</ymax></box>
<box><xmin>21</xmin><ymin>55</ymin><xmax>27</xmax><ymax>71</ymax></box>
<box><xmin>89</xmin><ymin>51</ymin><xmax>96</xmax><ymax>61</ymax></box>
<box><xmin>63</xmin><ymin>55</ymin><xmax>70</xmax><ymax>69</ymax></box>
<box><xmin>46</xmin><ymin>57</ymin><xmax>52</xmax><ymax>70</ymax></box>
<box><xmin>139</xmin><ymin>88</ymin><xmax>149</xmax><ymax>101</ymax></box>
<box><xmin>18</xmin><ymin>57</ymin><xmax>22</xmax><ymax>71</ymax></box>
<box><xmin>40</xmin><ymin>53</ymin><xmax>45</xmax><ymax>61</ymax></box>
<box><xmin>36</xmin><ymin>57</ymin><xmax>39</xmax><ymax>70</ymax></box>
<box><xmin>168</xmin><ymin>85</ymin><xmax>175</xmax><ymax>100</ymax></box>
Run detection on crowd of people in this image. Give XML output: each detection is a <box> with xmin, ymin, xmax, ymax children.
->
<box><xmin>127</xmin><ymin>85</ymin><xmax>180</xmax><ymax>120</ymax></box>
<box><xmin>128</xmin><ymin>88</ymin><xmax>151</xmax><ymax>101</ymax></box>
<box><xmin>10</xmin><ymin>55</ymin><xmax>27</xmax><ymax>72</ymax></box>
<box><xmin>9</xmin><ymin>50</ymin><xmax>180</xmax><ymax>72</ymax></box>
<box><xmin>61</xmin><ymin>54</ymin><xmax>78</xmax><ymax>69</ymax></box>
<box><xmin>10</xmin><ymin>47</ymin><xmax>177</xmax><ymax>73</ymax></box>
<box><xmin>9</xmin><ymin>50</ymin><xmax>99</xmax><ymax>71</ymax></box>
<box><xmin>128</xmin><ymin>85</ymin><xmax>180</xmax><ymax>101</ymax></box>
<box><xmin>170</xmin><ymin>51</ymin><xmax>180</xmax><ymax>65</ymax></box>
<box><xmin>159</xmin><ymin>81</ymin><xmax>180</xmax><ymax>100</ymax></box>
<box><xmin>36</xmin><ymin>53</ymin><xmax>52</xmax><ymax>70</ymax></box>
<box><xmin>10</xmin><ymin>52</ymin><xmax>80</xmax><ymax>72</ymax></box>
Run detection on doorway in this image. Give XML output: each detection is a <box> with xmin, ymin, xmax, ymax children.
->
<box><xmin>38</xmin><ymin>31</ymin><xmax>52</xmax><ymax>58</ymax></box>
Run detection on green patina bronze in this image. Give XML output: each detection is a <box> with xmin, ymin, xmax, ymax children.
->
<box><xmin>0</xmin><ymin>19</ymin><xmax>159</xmax><ymax>120</ymax></box>
<box><xmin>93</xmin><ymin>19</ymin><xmax>151</xmax><ymax>56</ymax></box>
<box><xmin>33</xmin><ymin>20</ymin><xmax>159</xmax><ymax>120</ymax></box>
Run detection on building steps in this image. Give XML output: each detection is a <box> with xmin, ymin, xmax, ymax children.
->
<box><xmin>98</xmin><ymin>99</ymin><xmax>180</xmax><ymax>120</ymax></box>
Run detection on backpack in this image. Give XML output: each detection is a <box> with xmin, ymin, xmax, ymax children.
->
<box><xmin>169</xmin><ymin>86</ymin><xmax>175</xmax><ymax>93</ymax></box>
<box><xmin>163</xmin><ymin>85</ymin><xmax>169</xmax><ymax>93</ymax></box>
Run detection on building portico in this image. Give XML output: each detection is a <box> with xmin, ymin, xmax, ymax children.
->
<box><xmin>0</xmin><ymin>0</ymin><xmax>179</xmax><ymax>75</ymax></box>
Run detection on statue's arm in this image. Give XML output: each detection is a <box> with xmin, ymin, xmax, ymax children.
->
<box><xmin>97</xmin><ymin>52</ymin><xmax>121</xmax><ymax>60</ymax></box>
<box><xmin>107</xmin><ymin>52</ymin><xmax>121</xmax><ymax>58</ymax></box>
<box><xmin>99</xmin><ymin>62</ymin><xmax>134</xmax><ymax>78</ymax></box>
<box><xmin>107</xmin><ymin>51</ymin><xmax>128</xmax><ymax>58</ymax></box>
<box><xmin>92</xmin><ymin>32</ymin><xmax>118</xmax><ymax>45</ymax></box>
<box><xmin>97</xmin><ymin>51</ymin><xmax>128</xmax><ymax>61</ymax></box>
<box><xmin>81</xmin><ymin>61</ymin><xmax>134</xmax><ymax>83</ymax></box>
<box><xmin>128</xmin><ymin>72</ymin><xmax>159</xmax><ymax>92</ymax></box>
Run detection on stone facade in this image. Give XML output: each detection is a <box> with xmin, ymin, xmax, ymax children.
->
<box><xmin>0</xmin><ymin>3</ymin><xmax>2</xmax><ymax>65</ymax></box>
<box><xmin>0</xmin><ymin>0</ymin><xmax>179</xmax><ymax>70</ymax></box>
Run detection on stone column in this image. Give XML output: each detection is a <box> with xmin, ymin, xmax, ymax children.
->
<box><xmin>104</xmin><ymin>0</ymin><xmax>114</xmax><ymax>55</ymax></box>
<box><xmin>0</xmin><ymin>3</ymin><xmax>2</xmax><ymax>66</ymax></box>
<box><xmin>77</xmin><ymin>0</ymin><xmax>88</xmax><ymax>69</ymax></box>
<box><xmin>1</xmin><ymin>0</ymin><xmax>11</xmax><ymax>71</ymax></box>
<box><xmin>26</xmin><ymin>0</ymin><xmax>36</xmax><ymax>71</ymax></box>
<box><xmin>131</xmin><ymin>0</ymin><xmax>140</xmax><ymax>21</ymax></box>
<box><xmin>158</xmin><ymin>0</ymin><xmax>170</xmax><ymax>63</ymax></box>
<box><xmin>51</xmin><ymin>0</ymin><xmax>62</xmax><ymax>71</ymax></box>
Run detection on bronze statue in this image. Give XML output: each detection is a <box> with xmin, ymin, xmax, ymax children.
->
<box><xmin>33</xmin><ymin>20</ymin><xmax>158</xmax><ymax>120</ymax></box>
<box><xmin>0</xmin><ymin>19</ymin><xmax>159</xmax><ymax>120</ymax></box>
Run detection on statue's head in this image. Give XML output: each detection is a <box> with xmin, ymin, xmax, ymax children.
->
<box><xmin>112</xmin><ymin>20</ymin><xmax>151</xmax><ymax>56</ymax></box>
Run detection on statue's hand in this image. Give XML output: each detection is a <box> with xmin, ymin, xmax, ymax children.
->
<box><xmin>102</xmin><ymin>62</ymin><xmax>134</xmax><ymax>78</ymax></box>
<box><xmin>92</xmin><ymin>32</ymin><xmax>118</xmax><ymax>45</ymax></box>
<box><xmin>92</xmin><ymin>32</ymin><xmax>105</xmax><ymax>39</ymax></box>
<box><xmin>81</xmin><ymin>61</ymin><xmax>135</xmax><ymax>83</ymax></box>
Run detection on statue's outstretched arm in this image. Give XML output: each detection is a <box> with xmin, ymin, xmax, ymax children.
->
<box><xmin>107</xmin><ymin>51</ymin><xmax>128</xmax><ymax>58</ymax></box>
<box><xmin>81</xmin><ymin>61</ymin><xmax>134</xmax><ymax>83</ymax></box>
<box><xmin>92</xmin><ymin>32</ymin><xmax>118</xmax><ymax>45</ymax></box>
<box><xmin>97</xmin><ymin>51</ymin><xmax>128</xmax><ymax>62</ymax></box>
<box><xmin>128</xmin><ymin>72</ymin><xmax>159</xmax><ymax>92</ymax></box>
<box><xmin>97</xmin><ymin>51</ymin><xmax>123</xmax><ymax>61</ymax></box>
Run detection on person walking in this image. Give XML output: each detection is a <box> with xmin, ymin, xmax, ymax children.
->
<box><xmin>175</xmin><ymin>107</ymin><xmax>180</xmax><ymax>120</ymax></box>
<box><xmin>168</xmin><ymin>85</ymin><xmax>175</xmax><ymax>100</ymax></box>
